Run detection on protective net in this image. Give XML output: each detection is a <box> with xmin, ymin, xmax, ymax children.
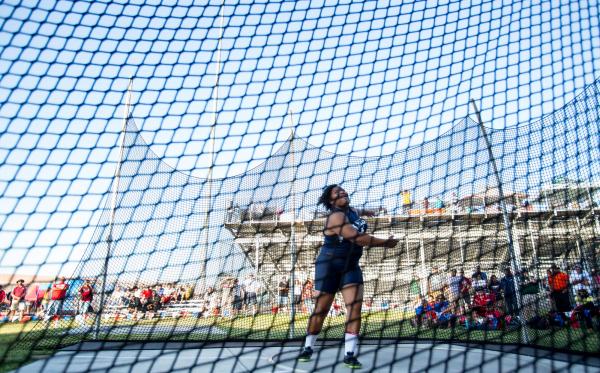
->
<box><xmin>1</xmin><ymin>0</ymin><xmax>600</xmax><ymax>372</ymax></box>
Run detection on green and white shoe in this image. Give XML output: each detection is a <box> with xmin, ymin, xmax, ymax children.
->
<box><xmin>297</xmin><ymin>347</ymin><xmax>313</xmax><ymax>362</ymax></box>
<box><xmin>343</xmin><ymin>352</ymin><xmax>362</xmax><ymax>369</ymax></box>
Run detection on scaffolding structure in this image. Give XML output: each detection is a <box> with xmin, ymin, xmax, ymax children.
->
<box><xmin>225</xmin><ymin>205</ymin><xmax>600</xmax><ymax>304</ymax></box>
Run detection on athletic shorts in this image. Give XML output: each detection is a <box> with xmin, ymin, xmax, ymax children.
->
<box><xmin>233</xmin><ymin>296</ymin><xmax>243</xmax><ymax>310</ymax></box>
<box><xmin>314</xmin><ymin>251</ymin><xmax>363</xmax><ymax>294</ymax></box>
<box><xmin>245</xmin><ymin>292</ymin><xmax>257</xmax><ymax>305</ymax></box>
<box><xmin>10</xmin><ymin>300</ymin><xmax>21</xmax><ymax>311</ymax></box>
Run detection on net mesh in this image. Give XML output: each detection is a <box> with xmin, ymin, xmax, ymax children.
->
<box><xmin>1</xmin><ymin>0</ymin><xmax>600</xmax><ymax>371</ymax></box>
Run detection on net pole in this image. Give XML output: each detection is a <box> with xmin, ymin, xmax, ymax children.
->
<box><xmin>255</xmin><ymin>234</ymin><xmax>260</xmax><ymax>278</ymax></box>
<box><xmin>95</xmin><ymin>79</ymin><xmax>133</xmax><ymax>338</ymax></box>
<box><xmin>586</xmin><ymin>185</ymin><xmax>600</xmax><ymax>246</ymax></box>
<box><xmin>288</xmin><ymin>111</ymin><xmax>297</xmax><ymax>339</ymax></box>
<box><xmin>526</xmin><ymin>222</ymin><xmax>541</xmax><ymax>283</ymax></box>
<box><xmin>419</xmin><ymin>233</ymin><xmax>427</xmax><ymax>297</ymax></box>
<box><xmin>470</xmin><ymin>99</ymin><xmax>529</xmax><ymax>343</ymax></box>
<box><xmin>200</xmin><ymin>0</ymin><xmax>226</xmax><ymax>285</ymax></box>
<box><xmin>594</xmin><ymin>214</ymin><xmax>600</xmax><ymax>244</ymax></box>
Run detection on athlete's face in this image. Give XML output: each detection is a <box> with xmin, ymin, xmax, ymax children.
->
<box><xmin>330</xmin><ymin>186</ymin><xmax>349</xmax><ymax>208</ymax></box>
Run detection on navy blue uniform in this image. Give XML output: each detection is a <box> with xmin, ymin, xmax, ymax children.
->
<box><xmin>314</xmin><ymin>208</ymin><xmax>367</xmax><ymax>293</ymax></box>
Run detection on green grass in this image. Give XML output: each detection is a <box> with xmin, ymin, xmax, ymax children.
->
<box><xmin>0</xmin><ymin>322</ymin><xmax>69</xmax><ymax>373</ymax></box>
<box><xmin>0</xmin><ymin>311</ymin><xmax>598</xmax><ymax>373</ymax></box>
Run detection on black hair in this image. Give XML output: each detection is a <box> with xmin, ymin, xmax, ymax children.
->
<box><xmin>318</xmin><ymin>184</ymin><xmax>339</xmax><ymax>211</ymax></box>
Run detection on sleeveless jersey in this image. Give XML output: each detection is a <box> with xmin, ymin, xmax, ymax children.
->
<box><xmin>321</xmin><ymin>208</ymin><xmax>367</xmax><ymax>261</ymax></box>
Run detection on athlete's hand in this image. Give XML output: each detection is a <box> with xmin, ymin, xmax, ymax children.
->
<box><xmin>384</xmin><ymin>236</ymin><xmax>400</xmax><ymax>248</ymax></box>
<box><xmin>361</xmin><ymin>209</ymin><xmax>377</xmax><ymax>217</ymax></box>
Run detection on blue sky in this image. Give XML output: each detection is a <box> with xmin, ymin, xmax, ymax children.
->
<box><xmin>0</xmin><ymin>0</ymin><xmax>599</xmax><ymax>283</ymax></box>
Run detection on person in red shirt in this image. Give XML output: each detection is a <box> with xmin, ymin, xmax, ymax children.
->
<box><xmin>45</xmin><ymin>277</ymin><xmax>69</xmax><ymax>319</ymax></box>
<box><xmin>9</xmin><ymin>280</ymin><xmax>27</xmax><ymax>319</ymax></box>
<box><xmin>25</xmin><ymin>283</ymin><xmax>40</xmax><ymax>315</ymax></box>
<box><xmin>0</xmin><ymin>285</ymin><xmax>7</xmax><ymax>308</ymax></box>
<box><xmin>0</xmin><ymin>285</ymin><xmax>8</xmax><ymax>315</ymax></box>
<box><xmin>458</xmin><ymin>269</ymin><xmax>472</xmax><ymax>314</ymax></box>
<box><xmin>472</xmin><ymin>289</ymin><xmax>495</xmax><ymax>315</ymax></box>
<box><xmin>78</xmin><ymin>280</ymin><xmax>94</xmax><ymax>317</ymax></box>
<box><xmin>141</xmin><ymin>287</ymin><xmax>153</xmax><ymax>300</ymax></box>
<box><xmin>470</xmin><ymin>289</ymin><xmax>497</xmax><ymax>328</ymax></box>
<box><xmin>547</xmin><ymin>264</ymin><xmax>571</xmax><ymax>312</ymax></box>
<box><xmin>141</xmin><ymin>286</ymin><xmax>153</xmax><ymax>311</ymax></box>
<box><xmin>301</xmin><ymin>279</ymin><xmax>313</xmax><ymax>315</ymax></box>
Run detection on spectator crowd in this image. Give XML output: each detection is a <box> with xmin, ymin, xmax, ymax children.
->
<box><xmin>1</xmin><ymin>263</ymin><xmax>599</xmax><ymax>333</ymax></box>
<box><xmin>0</xmin><ymin>277</ymin><xmax>77</xmax><ymax>322</ymax></box>
<box><xmin>413</xmin><ymin>262</ymin><xmax>600</xmax><ymax>331</ymax></box>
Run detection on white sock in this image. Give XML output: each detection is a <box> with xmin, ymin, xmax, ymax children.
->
<box><xmin>345</xmin><ymin>333</ymin><xmax>358</xmax><ymax>355</ymax></box>
<box><xmin>304</xmin><ymin>334</ymin><xmax>317</xmax><ymax>349</ymax></box>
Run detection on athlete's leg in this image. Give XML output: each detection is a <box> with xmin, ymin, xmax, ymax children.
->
<box><xmin>341</xmin><ymin>283</ymin><xmax>363</xmax><ymax>335</ymax></box>
<box><xmin>341</xmin><ymin>283</ymin><xmax>363</xmax><ymax>368</ymax></box>
<box><xmin>307</xmin><ymin>290</ymin><xmax>335</xmax><ymax>334</ymax></box>
<box><xmin>298</xmin><ymin>290</ymin><xmax>335</xmax><ymax>361</ymax></box>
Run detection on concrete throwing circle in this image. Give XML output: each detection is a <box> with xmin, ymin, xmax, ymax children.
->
<box><xmin>269</xmin><ymin>343</ymin><xmax>598</xmax><ymax>373</ymax></box>
<box><xmin>18</xmin><ymin>342</ymin><xmax>600</xmax><ymax>372</ymax></box>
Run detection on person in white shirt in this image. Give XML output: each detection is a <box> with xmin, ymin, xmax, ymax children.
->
<box><xmin>163</xmin><ymin>285</ymin><xmax>175</xmax><ymax>298</ymax></box>
<box><xmin>427</xmin><ymin>266</ymin><xmax>446</xmax><ymax>298</ymax></box>
<box><xmin>220</xmin><ymin>278</ymin><xmax>235</xmax><ymax>317</ymax></box>
<box><xmin>242</xmin><ymin>274</ymin><xmax>261</xmax><ymax>315</ymax></box>
<box><xmin>293</xmin><ymin>279</ymin><xmax>303</xmax><ymax>307</ymax></box>
<box><xmin>111</xmin><ymin>287</ymin><xmax>123</xmax><ymax>307</ymax></box>
<box><xmin>569</xmin><ymin>264</ymin><xmax>592</xmax><ymax>296</ymax></box>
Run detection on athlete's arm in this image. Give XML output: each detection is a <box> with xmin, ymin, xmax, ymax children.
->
<box><xmin>357</xmin><ymin>208</ymin><xmax>377</xmax><ymax>217</ymax></box>
<box><xmin>325</xmin><ymin>211</ymin><xmax>398</xmax><ymax>248</ymax></box>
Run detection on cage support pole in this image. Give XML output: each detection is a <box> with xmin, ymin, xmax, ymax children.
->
<box><xmin>200</xmin><ymin>0</ymin><xmax>226</xmax><ymax>285</ymax></box>
<box><xmin>288</xmin><ymin>110</ymin><xmax>297</xmax><ymax>339</ymax></box>
<box><xmin>95</xmin><ymin>79</ymin><xmax>133</xmax><ymax>339</ymax></box>
<box><xmin>470</xmin><ymin>99</ymin><xmax>529</xmax><ymax>343</ymax></box>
